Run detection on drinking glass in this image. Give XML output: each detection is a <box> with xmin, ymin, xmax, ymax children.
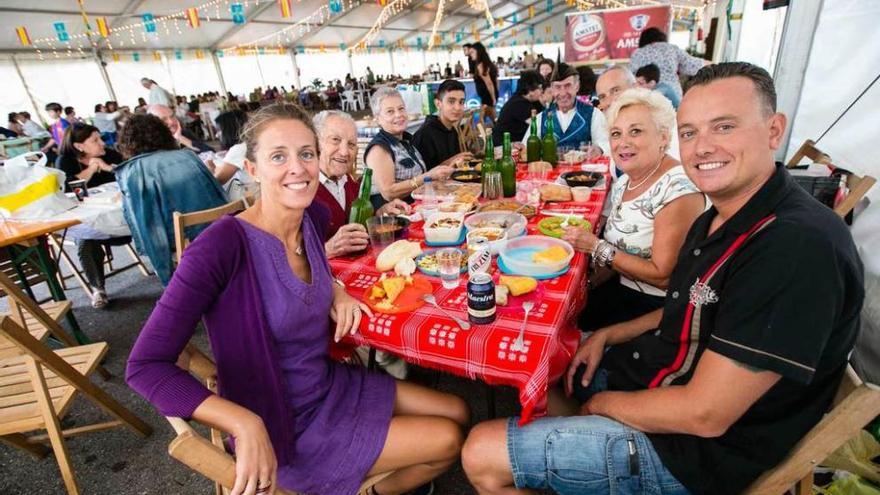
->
<box><xmin>436</xmin><ymin>248</ymin><xmax>462</xmax><ymax>289</ymax></box>
<box><xmin>484</xmin><ymin>171</ymin><xmax>503</xmax><ymax>200</ymax></box>
<box><xmin>366</xmin><ymin>216</ymin><xmax>397</xmax><ymax>249</ymax></box>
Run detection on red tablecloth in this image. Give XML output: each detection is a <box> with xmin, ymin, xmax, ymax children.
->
<box><xmin>330</xmin><ymin>160</ymin><xmax>610</xmax><ymax>424</ymax></box>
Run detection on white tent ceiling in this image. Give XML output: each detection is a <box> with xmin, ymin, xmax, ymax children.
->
<box><xmin>0</xmin><ymin>0</ymin><xmax>703</xmax><ymax>54</ymax></box>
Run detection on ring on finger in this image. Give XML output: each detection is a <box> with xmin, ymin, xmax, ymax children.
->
<box><xmin>256</xmin><ymin>483</ymin><xmax>272</xmax><ymax>494</ymax></box>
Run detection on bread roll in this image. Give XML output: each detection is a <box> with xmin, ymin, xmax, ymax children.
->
<box><xmin>376</xmin><ymin>240</ymin><xmax>422</xmax><ymax>272</ymax></box>
<box><xmin>539</xmin><ymin>183</ymin><xmax>572</xmax><ymax>202</ymax></box>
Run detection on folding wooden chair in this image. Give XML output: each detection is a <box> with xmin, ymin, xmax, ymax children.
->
<box><xmin>0</xmin><ymin>316</ymin><xmax>152</xmax><ymax>495</ymax></box>
<box><xmin>0</xmin><ymin>269</ymin><xmax>76</xmax><ymax>360</ymax></box>
<box><xmin>167</xmin><ymin>344</ymin><xmax>393</xmax><ymax>495</ymax></box>
<box><xmin>172</xmin><ymin>199</ymin><xmax>248</xmax><ymax>263</ymax></box>
<box><xmin>786</xmin><ymin>139</ymin><xmax>876</xmax><ymax>219</ymax></box>
<box><xmin>743</xmin><ymin>365</ymin><xmax>880</xmax><ymax>495</ymax></box>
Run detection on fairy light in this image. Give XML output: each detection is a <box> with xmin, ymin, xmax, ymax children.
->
<box><xmin>228</xmin><ymin>4</ymin><xmax>333</xmax><ymax>51</ymax></box>
<box><xmin>427</xmin><ymin>0</ymin><xmax>447</xmax><ymax>49</ymax></box>
<box><xmin>351</xmin><ymin>0</ymin><xmax>416</xmax><ymax>53</ymax></box>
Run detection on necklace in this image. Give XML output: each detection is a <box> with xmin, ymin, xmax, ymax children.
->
<box><xmin>626</xmin><ymin>157</ymin><xmax>665</xmax><ymax>192</ymax></box>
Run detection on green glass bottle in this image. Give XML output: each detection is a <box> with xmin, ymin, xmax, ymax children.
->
<box><xmin>481</xmin><ymin>134</ymin><xmax>496</xmax><ymax>195</ymax></box>
<box><xmin>500</xmin><ymin>132</ymin><xmax>517</xmax><ymax>197</ymax></box>
<box><xmin>542</xmin><ymin>113</ymin><xmax>558</xmax><ymax>166</ymax></box>
<box><xmin>348</xmin><ymin>168</ymin><xmax>375</xmax><ymax>227</ymax></box>
<box><xmin>526</xmin><ymin>110</ymin><xmax>542</xmax><ymax>162</ymax></box>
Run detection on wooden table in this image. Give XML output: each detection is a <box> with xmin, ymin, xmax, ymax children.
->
<box><xmin>0</xmin><ymin>218</ymin><xmax>89</xmax><ymax>344</ymax></box>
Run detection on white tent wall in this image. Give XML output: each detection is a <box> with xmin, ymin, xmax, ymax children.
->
<box><xmin>165</xmin><ymin>57</ymin><xmax>223</xmax><ymax>100</ymax></box>
<box><xmin>218</xmin><ymin>53</ymin><xmax>296</xmax><ymax>95</ymax></box>
<box><xmin>732</xmin><ymin>0</ymin><xmax>787</xmax><ymax>73</ymax></box>
<box><xmin>297</xmin><ymin>51</ymin><xmax>348</xmax><ymax>86</ymax></box>
<box><xmin>351</xmin><ymin>51</ymin><xmax>394</xmax><ymax>79</ymax></box>
<box><xmin>0</xmin><ymin>60</ymin><xmax>39</xmax><ymax>123</ymax></box>
<box><xmin>17</xmin><ymin>57</ymin><xmax>110</xmax><ymax>119</ymax></box>
<box><xmin>106</xmin><ymin>58</ymin><xmax>174</xmax><ymax>109</ymax></box>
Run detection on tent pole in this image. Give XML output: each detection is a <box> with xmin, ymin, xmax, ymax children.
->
<box><xmin>212</xmin><ymin>51</ymin><xmax>229</xmax><ymax>96</ymax></box>
<box><xmin>389</xmin><ymin>49</ymin><xmax>396</xmax><ymax>76</ymax></box>
<box><xmin>773</xmin><ymin>0</ymin><xmax>824</xmax><ymax>161</ymax></box>
<box><xmin>93</xmin><ymin>49</ymin><xmax>117</xmax><ymax>102</ymax></box>
<box><xmin>10</xmin><ymin>54</ymin><xmax>46</xmax><ymax>126</ymax></box>
<box><xmin>289</xmin><ymin>50</ymin><xmax>301</xmax><ymax>90</ymax></box>
<box><xmin>347</xmin><ymin>51</ymin><xmax>355</xmax><ymax>78</ymax></box>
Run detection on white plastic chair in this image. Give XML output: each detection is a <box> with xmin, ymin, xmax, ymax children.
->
<box><xmin>342</xmin><ymin>90</ymin><xmax>358</xmax><ymax>112</ymax></box>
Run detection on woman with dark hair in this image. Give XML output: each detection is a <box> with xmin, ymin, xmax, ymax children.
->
<box><xmin>536</xmin><ymin>58</ymin><xmax>555</xmax><ymax>83</ymax></box>
<box><xmin>7</xmin><ymin>112</ymin><xmax>23</xmax><ymax>136</ymax></box>
<box><xmin>212</xmin><ymin>109</ymin><xmax>256</xmax><ymax>199</ymax></box>
<box><xmin>469</xmin><ymin>42</ymin><xmax>499</xmax><ymax>122</ymax></box>
<box><xmin>492</xmin><ymin>70</ymin><xmax>547</xmax><ymax>144</ymax></box>
<box><xmin>576</xmin><ymin>65</ymin><xmax>598</xmax><ymax>105</ymax></box>
<box><xmin>629</xmin><ymin>26</ymin><xmax>706</xmax><ymax>99</ymax></box>
<box><xmin>56</xmin><ymin>123</ymin><xmax>129</xmax><ymax>308</ymax></box>
<box><xmin>116</xmin><ymin>115</ymin><xmax>228</xmax><ymax>285</ymax></box>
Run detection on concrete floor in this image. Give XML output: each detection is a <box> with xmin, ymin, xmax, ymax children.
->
<box><xmin>0</xmin><ymin>246</ymin><xmax>526</xmax><ymax>495</ymax></box>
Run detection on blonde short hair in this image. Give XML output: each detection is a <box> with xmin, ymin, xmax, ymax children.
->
<box><xmin>605</xmin><ymin>87</ymin><xmax>676</xmax><ymax>140</ymax></box>
<box><xmin>370</xmin><ymin>87</ymin><xmax>403</xmax><ymax>117</ymax></box>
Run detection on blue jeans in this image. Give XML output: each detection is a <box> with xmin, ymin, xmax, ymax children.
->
<box><xmin>507</xmin><ymin>416</ymin><xmax>690</xmax><ymax>495</ymax></box>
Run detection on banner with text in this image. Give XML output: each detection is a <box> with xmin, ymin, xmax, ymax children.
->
<box><xmin>565</xmin><ymin>5</ymin><xmax>671</xmax><ymax>63</ymax></box>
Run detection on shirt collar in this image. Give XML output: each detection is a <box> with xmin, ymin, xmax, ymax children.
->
<box><xmin>378</xmin><ymin>128</ymin><xmax>413</xmax><ymax>143</ymax></box>
<box><xmin>319</xmin><ymin>170</ymin><xmax>348</xmax><ymax>187</ymax></box>
<box><xmin>704</xmin><ymin>162</ymin><xmax>793</xmax><ymax>237</ymax></box>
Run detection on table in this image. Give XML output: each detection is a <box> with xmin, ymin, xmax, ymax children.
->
<box><xmin>330</xmin><ymin>161</ymin><xmax>610</xmax><ymax>424</ymax></box>
<box><xmin>0</xmin><ymin>218</ymin><xmax>89</xmax><ymax>344</ymax></box>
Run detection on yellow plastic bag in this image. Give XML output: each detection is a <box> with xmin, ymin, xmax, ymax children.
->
<box><xmin>823</xmin><ymin>430</ymin><xmax>880</xmax><ymax>483</ymax></box>
<box><xmin>816</xmin><ymin>474</ymin><xmax>880</xmax><ymax>495</ymax></box>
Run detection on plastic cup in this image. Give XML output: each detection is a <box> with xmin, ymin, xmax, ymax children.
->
<box><xmin>366</xmin><ymin>216</ymin><xmax>398</xmax><ymax>248</ymax></box>
<box><xmin>484</xmin><ymin>171</ymin><xmax>503</xmax><ymax>200</ymax></box>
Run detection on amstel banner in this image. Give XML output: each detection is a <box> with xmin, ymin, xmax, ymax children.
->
<box><xmin>565</xmin><ymin>5</ymin><xmax>671</xmax><ymax>63</ymax></box>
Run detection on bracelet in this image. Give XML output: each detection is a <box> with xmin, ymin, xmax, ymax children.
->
<box><xmin>410</xmin><ymin>177</ymin><xmax>420</xmax><ymax>190</ymax></box>
<box><xmin>591</xmin><ymin>240</ymin><xmax>617</xmax><ymax>269</ymax></box>
<box><xmin>333</xmin><ymin>278</ymin><xmax>346</xmax><ymax>288</ymax></box>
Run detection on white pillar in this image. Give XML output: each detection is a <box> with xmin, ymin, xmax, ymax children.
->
<box><xmin>212</xmin><ymin>51</ymin><xmax>229</xmax><ymax>96</ymax></box>
<box><xmin>10</xmin><ymin>55</ymin><xmax>45</xmax><ymax>125</ymax></box>
<box><xmin>253</xmin><ymin>51</ymin><xmax>267</xmax><ymax>88</ymax></box>
<box><xmin>289</xmin><ymin>50</ymin><xmax>301</xmax><ymax>89</ymax></box>
<box><xmin>93</xmin><ymin>49</ymin><xmax>117</xmax><ymax>101</ymax></box>
<box><xmin>421</xmin><ymin>49</ymin><xmax>428</xmax><ymax>73</ymax></box>
<box><xmin>773</xmin><ymin>0</ymin><xmax>824</xmax><ymax>160</ymax></box>
<box><xmin>347</xmin><ymin>51</ymin><xmax>355</xmax><ymax>77</ymax></box>
<box><xmin>389</xmin><ymin>49</ymin><xmax>396</xmax><ymax>75</ymax></box>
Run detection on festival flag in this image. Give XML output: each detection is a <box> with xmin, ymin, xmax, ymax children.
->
<box><xmin>528</xmin><ymin>25</ymin><xmax>534</xmax><ymax>36</ymax></box>
<box><xmin>546</xmin><ymin>0</ymin><xmax>553</xmax><ymax>14</ymax></box>
<box><xmin>379</xmin><ymin>0</ymin><xmax>387</xmax><ymax>5</ymax></box>
<box><xmin>53</xmin><ymin>22</ymin><xmax>70</xmax><ymax>42</ymax></box>
<box><xmin>379</xmin><ymin>39</ymin><xmax>386</xmax><ymax>48</ymax></box>
<box><xmin>296</xmin><ymin>45</ymin><xmax>305</xmax><ymax>54</ymax></box>
<box><xmin>329</xmin><ymin>0</ymin><xmax>342</xmax><ymax>14</ymax></box>
<box><xmin>95</xmin><ymin>17</ymin><xmax>110</xmax><ymax>38</ymax></box>
<box><xmin>111</xmin><ymin>52</ymin><xmax>120</xmax><ymax>62</ymax></box>
<box><xmin>195</xmin><ymin>49</ymin><xmax>204</xmax><ymax>59</ymax></box>
<box><xmin>416</xmin><ymin>37</ymin><xmax>423</xmax><ymax>49</ymax></box>
<box><xmin>186</xmin><ymin>8</ymin><xmax>200</xmax><ymax>28</ymax></box>
<box><xmin>566</xmin><ymin>0</ymin><xmax>574</xmax><ymax>6</ymax></box>
<box><xmin>175</xmin><ymin>49</ymin><xmax>183</xmax><ymax>60</ymax></box>
<box><xmin>15</xmin><ymin>26</ymin><xmax>31</xmax><ymax>46</ymax></box>
<box><xmin>455</xmin><ymin>31</ymin><xmax>462</xmax><ymax>42</ymax></box>
<box><xmin>528</xmin><ymin>6</ymin><xmax>535</xmax><ymax>19</ymax></box>
<box><xmin>320</xmin><ymin>44</ymin><xmax>326</xmax><ymax>53</ymax></box>
<box><xmin>545</xmin><ymin>25</ymin><xmax>552</xmax><ymax>34</ymax></box>
<box><xmin>339</xmin><ymin>42</ymin><xmax>346</xmax><ymax>51</ymax></box>
<box><xmin>216</xmin><ymin>50</ymin><xmax>224</xmax><ymax>58</ymax></box>
<box><xmin>279</xmin><ymin>0</ymin><xmax>292</xmax><ymax>18</ymax></box>
<box><xmin>142</xmin><ymin>13</ymin><xmax>156</xmax><ymax>33</ymax></box>
<box><xmin>493</xmin><ymin>30</ymin><xmax>498</xmax><ymax>40</ymax></box>
<box><xmin>230</xmin><ymin>3</ymin><xmax>246</xmax><ymax>25</ymax></box>
<box><xmin>153</xmin><ymin>51</ymin><xmax>162</xmax><ymax>61</ymax></box>
<box><xmin>133</xmin><ymin>52</ymin><xmax>140</xmax><ymax>62</ymax></box>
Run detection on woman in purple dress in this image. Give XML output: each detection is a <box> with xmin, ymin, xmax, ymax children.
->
<box><xmin>127</xmin><ymin>103</ymin><xmax>469</xmax><ymax>495</ymax></box>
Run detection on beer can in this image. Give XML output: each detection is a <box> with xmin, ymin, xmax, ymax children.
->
<box><xmin>468</xmin><ymin>273</ymin><xmax>496</xmax><ymax>325</ymax></box>
<box><xmin>467</xmin><ymin>235</ymin><xmax>491</xmax><ymax>278</ymax></box>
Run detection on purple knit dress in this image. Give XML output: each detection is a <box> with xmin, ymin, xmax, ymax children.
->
<box><xmin>237</xmin><ymin>216</ymin><xmax>396</xmax><ymax>495</ymax></box>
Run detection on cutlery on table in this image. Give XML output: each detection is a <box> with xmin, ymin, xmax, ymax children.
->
<box><xmin>511</xmin><ymin>301</ymin><xmax>534</xmax><ymax>352</ymax></box>
<box><xmin>560</xmin><ymin>209</ymin><xmax>574</xmax><ymax>229</ymax></box>
<box><xmin>421</xmin><ymin>294</ymin><xmax>471</xmax><ymax>330</ymax></box>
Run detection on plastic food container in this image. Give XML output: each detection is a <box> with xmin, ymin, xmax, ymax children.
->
<box><xmin>466</xmin><ymin>227</ymin><xmax>507</xmax><ymax>254</ymax></box>
<box><xmin>498</xmin><ymin>236</ymin><xmax>574</xmax><ymax>276</ymax></box>
<box><xmin>464</xmin><ymin>212</ymin><xmax>527</xmax><ymax>238</ymax></box>
<box><xmin>423</xmin><ymin>212</ymin><xmax>465</xmax><ymax>244</ymax></box>
<box><xmin>571</xmin><ymin>186</ymin><xmax>592</xmax><ymax>203</ymax></box>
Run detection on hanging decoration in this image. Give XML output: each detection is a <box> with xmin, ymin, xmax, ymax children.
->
<box><xmin>545</xmin><ymin>0</ymin><xmax>553</xmax><ymax>14</ymax></box>
<box><xmin>230</xmin><ymin>3</ymin><xmax>246</xmax><ymax>25</ymax></box>
<box><xmin>528</xmin><ymin>6</ymin><xmax>535</xmax><ymax>19</ymax></box>
<box><xmin>111</xmin><ymin>52</ymin><xmax>120</xmax><ymax>62</ymax></box>
<box><xmin>329</xmin><ymin>0</ymin><xmax>343</xmax><ymax>14</ymax></box>
<box><xmin>195</xmin><ymin>49</ymin><xmax>204</xmax><ymax>59</ymax></box>
<box><xmin>95</xmin><ymin>17</ymin><xmax>110</xmax><ymax>38</ymax></box>
<box><xmin>350</xmin><ymin>0</ymin><xmax>416</xmax><ymax>53</ymax></box>
<box><xmin>379</xmin><ymin>0</ymin><xmax>387</xmax><ymax>5</ymax></box>
<box><xmin>186</xmin><ymin>8</ymin><xmax>201</xmax><ymax>28</ymax></box>
<box><xmin>142</xmin><ymin>14</ymin><xmax>157</xmax><ymax>33</ymax></box>
<box><xmin>279</xmin><ymin>0</ymin><xmax>293</xmax><ymax>18</ymax></box>
<box><xmin>379</xmin><ymin>39</ymin><xmax>385</xmax><ymax>48</ymax></box>
<box><xmin>545</xmin><ymin>25</ymin><xmax>552</xmax><ymax>34</ymax></box>
<box><xmin>132</xmin><ymin>52</ymin><xmax>140</xmax><ymax>62</ymax></box>
<box><xmin>228</xmin><ymin>4</ymin><xmax>335</xmax><ymax>53</ymax></box>
<box><xmin>153</xmin><ymin>51</ymin><xmax>162</xmax><ymax>61</ymax></box>
<box><xmin>528</xmin><ymin>26</ymin><xmax>534</xmax><ymax>36</ymax></box>
<box><xmin>427</xmin><ymin>0</ymin><xmax>447</xmax><ymax>49</ymax></box>
<box><xmin>175</xmin><ymin>49</ymin><xmax>183</xmax><ymax>60</ymax></box>
<box><xmin>53</xmin><ymin>22</ymin><xmax>70</xmax><ymax>42</ymax></box>
<box><xmin>15</xmin><ymin>27</ymin><xmax>32</xmax><ymax>47</ymax></box>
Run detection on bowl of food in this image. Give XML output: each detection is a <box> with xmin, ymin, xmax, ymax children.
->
<box><xmin>465</xmin><ymin>212</ymin><xmax>527</xmax><ymax>238</ymax></box>
<box><xmin>450</xmin><ymin>170</ymin><xmax>482</xmax><ymax>183</ymax></box>
<box><xmin>537</xmin><ymin>216</ymin><xmax>592</xmax><ymax>238</ymax></box>
<box><xmin>561</xmin><ymin>171</ymin><xmax>603</xmax><ymax>188</ymax></box>
<box><xmin>476</xmin><ymin>200</ymin><xmax>537</xmax><ymax>218</ymax></box>
<box><xmin>467</xmin><ymin>227</ymin><xmax>507</xmax><ymax>254</ymax></box>
<box><xmin>423</xmin><ymin>212</ymin><xmax>465</xmax><ymax>244</ymax></box>
<box><xmin>498</xmin><ymin>236</ymin><xmax>574</xmax><ymax>277</ymax></box>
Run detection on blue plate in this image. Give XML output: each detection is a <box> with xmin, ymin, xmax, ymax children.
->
<box><xmin>424</xmin><ymin>228</ymin><xmax>466</xmax><ymax>247</ymax></box>
<box><xmin>496</xmin><ymin>256</ymin><xmax>570</xmax><ymax>280</ymax></box>
<box><xmin>415</xmin><ymin>248</ymin><xmax>468</xmax><ymax>277</ymax></box>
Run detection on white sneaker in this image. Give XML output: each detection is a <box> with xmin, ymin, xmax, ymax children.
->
<box><xmin>90</xmin><ymin>290</ymin><xmax>108</xmax><ymax>309</ymax></box>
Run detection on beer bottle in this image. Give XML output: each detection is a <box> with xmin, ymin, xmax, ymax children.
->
<box><xmin>500</xmin><ymin>132</ymin><xmax>517</xmax><ymax>197</ymax></box>
<box><xmin>348</xmin><ymin>168</ymin><xmax>375</xmax><ymax>226</ymax></box>
<box><xmin>526</xmin><ymin>110</ymin><xmax>542</xmax><ymax>162</ymax></box>
<box><xmin>481</xmin><ymin>134</ymin><xmax>496</xmax><ymax>194</ymax></box>
<box><xmin>542</xmin><ymin>113</ymin><xmax>558</xmax><ymax>166</ymax></box>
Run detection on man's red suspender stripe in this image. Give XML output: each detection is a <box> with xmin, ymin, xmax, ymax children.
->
<box><xmin>648</xmin><ymin>214</ymin><xmax>777</xmax><ymax>389</ymax></box>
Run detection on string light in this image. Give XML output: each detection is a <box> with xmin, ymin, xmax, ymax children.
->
<box><xmin>427</xmin><ymin>0</ymin><xmax>447</xmax><ymax>49</ymax></box>
<box><xmin>350</xmin><ymin>0</ymin><xmax>417</xmax><ymax>53</ymax></box>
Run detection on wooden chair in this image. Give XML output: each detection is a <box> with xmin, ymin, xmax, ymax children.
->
<box><xmin>0</xmin><ymin>315</ymin><xmax>152</xmax><ymax>495</ymax></box>
<box><xmin>172</xmin><ymin>199</ymin><xmax>248</xmax><ymax>262</ymax></box>
<box><xmin>0</xmin><ymin>247</ymin><xmax>50</xmax><ymax>301</ymax></box>
<box><xmin>0</xmin><ymin>269</ymin><xmax>76</xmax><ymax>360</ymax></box>
<box><xmin>786</xmin><ymin>139</ymin><xmax>877</xmax><ymax>219</ymax></box>
<box><xmin>355</xmin><ymin>136</ymin><xmax>373</xmax><ymax>178</ymax></box>
<box><xmin>743</xmin><ymin>365</ymin><xmax>880</xmax><ymax>495</ymax></box>
<box><xmin>167</xmin><ymin>344</ymin><xmax>393</xmax><ymax>495</ymax></box>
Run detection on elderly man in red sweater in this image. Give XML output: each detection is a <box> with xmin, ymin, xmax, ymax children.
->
<box><xmin>314</xmin><ymin>110</ymin><xmax>410</xmax><ymax>259</ymax></box>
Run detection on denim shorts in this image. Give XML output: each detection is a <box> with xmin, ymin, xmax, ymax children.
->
<box><xmin>506</xmin><ymin>415</ymin><xmax>690</xmax><ymax>494</ymax></box>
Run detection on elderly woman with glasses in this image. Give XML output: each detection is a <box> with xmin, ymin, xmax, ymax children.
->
<box><xmin>364</xmin><ymin>87</ymin><xmax>453</xmax><ymax>210</ymax></box>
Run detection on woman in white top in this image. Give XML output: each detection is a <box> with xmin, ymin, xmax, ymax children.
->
<box><xmin>563</xmin><ymin>88</ymin><xmax>706</xmax><ymax>332</ymax></box>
